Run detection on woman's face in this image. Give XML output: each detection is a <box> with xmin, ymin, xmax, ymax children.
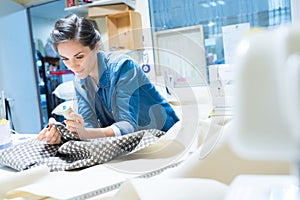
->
<box><xmin>57</xmin><ymin>40</ymin><xmax>98</xmax><ymax>79</ymax></box>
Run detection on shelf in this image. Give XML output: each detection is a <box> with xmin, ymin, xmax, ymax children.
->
<box><xmin>65</xmin><ymin>0</ymin><xmax>136</xmax><ymax>16</ymax></box>
<box><xmin>12</xmin><ymin>0</ymin><xmax>56</xmax><ymax>7</ymax></box>
<box><xmin>106</xmin><ymin>10</ymin><xmax>142</xmax><ymax>50</ymax></box>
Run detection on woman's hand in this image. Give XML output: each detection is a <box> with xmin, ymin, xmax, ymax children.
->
<box><xmin>37</xmin><ymin>117</ymin><xmax>61</xmax><ymax>144</ymax></box>
<box><xmin>64</xmin><ymin>112</ymin><xmax>114</xmax><ymax>139</ymax></box>
<box><xmin>64</xmin><ymin>112</ymin><xmax>87</xmax><ymax>139</ymax></box>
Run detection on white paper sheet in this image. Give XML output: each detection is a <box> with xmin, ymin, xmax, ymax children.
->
<box><xmin>3</xmin><ymin>164</ymin><xmax>136</xmax><ymax>199</ymax></box>
<box><xmin>222</xmin><ymin>23</ymin><xmax>250</xmax><ymax>64</ymax></box>
<box><xmin>0</xmin><ymin>165</ymin><xmax>49</xmax><ymax>199</ymax></box>
<box><xmin>111</xmin><ymin>178</ymin><xmax>228</xmax><ymax>200</ymax></box>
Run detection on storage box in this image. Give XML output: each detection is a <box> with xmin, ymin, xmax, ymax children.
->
<box><xmin>88</xmin><ymin>4</ymin><xmax>131</xmax><ymax>18</ymax></box>
<box><xmin>65</xmin><ymin>0</ymin><xmax>92</xmax><ymax>8</ymax></box>
<box><xmin>65</xmin><ymin>0</ymin><xmax>78</xmax><ymax>8</ymax></box>
<box><xmin>106</xmin><ymin>11</ymin><xmax>143</xmax><ymax>51</ymax></box>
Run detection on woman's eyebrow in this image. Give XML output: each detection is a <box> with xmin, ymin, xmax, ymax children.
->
<box><xmin>59</xmin><ymin>51</ymin><xmax>84</xmax><ymax>59</ymax></box>
<box><xmin>74</xmin><ymin>51</ymin><xmax>84</xmax><ymax>57</ymax></box>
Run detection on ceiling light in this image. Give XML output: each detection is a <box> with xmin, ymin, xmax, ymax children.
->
<box><xmin>207</xmin><ymin>21</ymin><xmax>215</xmax><ymax>27</ymax></box>
<box><xmin>201</xmin><ymin>3</ymin><xmax>210</xmax><ymax>8</ymax></box>
<box><xmin>210</xmin><ymin>2</ymin><xmax>217</xmax><ymax>7</ymax></box>
<box><xmin>217</xmin><ymin>0</ymin><xmax>225</xmax><ymax>5</ymax></box>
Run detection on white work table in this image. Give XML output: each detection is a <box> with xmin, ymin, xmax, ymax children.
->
<box><xmin>0</xmin><ymin>85</ymin><xmax>214</xmax><ymax>199</ymax></box>
<box><xmin>1</xmin><ymin>85</ymin><xmax>292</xmax><ymax>200</ymax></box>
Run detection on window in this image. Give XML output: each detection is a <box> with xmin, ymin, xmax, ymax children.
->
<box><xmin>148</xmin><ymin>0</ymin><xmax>291</xmax><ymax>86</ymax></box>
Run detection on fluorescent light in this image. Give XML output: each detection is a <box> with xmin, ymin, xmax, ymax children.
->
<box><xmin>207</xmin><ymin>21</ymin><xmax>215</xmax><ymax>27</ymax></box>
<box><xmin>210</xmin><ymin>2</ymin><xmax>217</xmax><ymax>7</ymax></box>
<box><xmin>201</xmin><ymin>3</ymin><xmax>210</xmax><ymax>8</ymax></box>
<box><xmin>217</xmin><ymin>0</ymin><xmax>225</xmax><ymax>5</ymax></box>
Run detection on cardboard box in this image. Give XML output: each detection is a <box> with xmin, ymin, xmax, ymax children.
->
<box><xmin>106</xmin><ymin>10</ymin><xmax>143</xmax><ymax>50</ymax></box>
<box><xmin>65</xmin><ymin>0</ymin><xmax>78</xmax><ymax>8</ymax></box>
<box><xmin>88</xmin><ymin>4</ymin><xmax>131</xmax><ymax>18</ymax></box>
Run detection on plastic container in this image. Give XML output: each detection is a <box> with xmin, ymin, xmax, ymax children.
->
<box><xmin>0</xmin><ymin>120</ymin><xmax>12</xmax><ymax>150</ymax></box>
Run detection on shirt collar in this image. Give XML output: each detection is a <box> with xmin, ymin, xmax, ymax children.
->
<box><xmin>97</xmin><ymin>51</ymin><xmax>109</xmax><ymax>88</ymax></box>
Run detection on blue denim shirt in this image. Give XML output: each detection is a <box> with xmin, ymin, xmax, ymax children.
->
<box><xmin>74</xmin><ymin>51</ymin><xmax>179</xmax><ymax>135</ymax></box>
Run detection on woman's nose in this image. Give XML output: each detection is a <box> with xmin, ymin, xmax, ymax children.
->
<box><xmin>69</xmin><ymin>60</ymin><xmax>80</xmax><ymax>70</ymax></box>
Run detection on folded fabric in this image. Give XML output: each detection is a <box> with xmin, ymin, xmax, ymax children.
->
<box><xmin>0</xmin><ymin>123</ymin><xmax>165</xmax><ymax>172</ymax></box>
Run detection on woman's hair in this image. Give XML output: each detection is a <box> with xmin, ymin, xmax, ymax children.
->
<box><xmin>50</xmin><ymin>14</ymin><xmax>101</xmax><ymax>50</ymax></box>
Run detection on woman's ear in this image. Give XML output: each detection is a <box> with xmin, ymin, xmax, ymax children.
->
<box><xmin>95</xmin><ymin>41</ymin><xmax>101</xmax><ymax>52</ymax></box>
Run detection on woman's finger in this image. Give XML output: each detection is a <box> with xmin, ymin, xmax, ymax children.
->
<box><xmin>70</xmin><ymin>113</ymin><xmax>84</xmax><ymax>124</ymax></box>
<box><xmin>65</xmin><ymin>119</ymin><xmax>76</xmax><ymax>126</ymax></box>
<box><xmin>50</xmin><ymin>133</ymin><xmax>61</xmax><ymax>144</ymax></box>
<box><xmin>66</xmin><ymin>125</ymin><xmax>77</xmax><ymax>133</ymax></box>
<box><xmin>65</xmin><ymin>119</ymin><xmax>83</xmax><ymax>129</ymax></box>
<box><xmin>37</xmin><ymin>128</ymin><xmax>47</xmax><ymax>140</ymax></box>
<box><xmin>46</xmin><ymin>127</ymin><xmax>58</xmax><ymax>144</ymax></box>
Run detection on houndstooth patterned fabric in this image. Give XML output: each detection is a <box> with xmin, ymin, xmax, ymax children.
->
<box><xmin>0</xmin><ymin>123</ymin><xmax>165</xmax><ymax>171</ymax></box>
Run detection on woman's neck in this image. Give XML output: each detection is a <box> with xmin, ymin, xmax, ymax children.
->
<box><xmin>91</xmin><ymin>71</ymin><xmax>98</xmax><ymax>87</ymax></box>
<box><xmin>90</xmin><ymin>61</ymin><xmax>99</xmax><ymax>87</ymax></box>
<box><xmin>89</xmin><ymin>48</ymin><xmax>100</xmax><ymax>87</ymax></box>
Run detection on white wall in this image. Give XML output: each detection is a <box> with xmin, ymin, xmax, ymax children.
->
<box><xmin>0</xmin><ymin>0</ymin><xmax>42</xmax><ymax>133</ymax></box>
<box><xmin>31</xmin><ymin>17</ymin><xmax>55</xmax><ymax>50</ymax></box>
<box><xmin>0</xmin><ymin>0</ymin><xmax>23</xmax><ymax>17</ymax></box>
<box><xmin>134</xmin><ymin>0</ymin><xmax>156</xmax><ymax>81</ymax></box>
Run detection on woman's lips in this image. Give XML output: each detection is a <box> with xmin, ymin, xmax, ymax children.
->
<box><xmin>75</xmin><ymin>69</ymin><xmax>84</xmax><ymax>74</ymax></box>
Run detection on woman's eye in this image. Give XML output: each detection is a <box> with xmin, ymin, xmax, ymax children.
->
<box><xmin>76</xmin><ymin>55</ymin><xmax>84</xmax><ymax>59</ymax></box>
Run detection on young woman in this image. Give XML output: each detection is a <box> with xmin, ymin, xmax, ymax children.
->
<box><xmin>38</xmin><ymin>14</ymin><xmax>179</xmax><ymax>144</ymax></box>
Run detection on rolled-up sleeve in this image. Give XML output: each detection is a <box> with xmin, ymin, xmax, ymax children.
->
<box><xmin>112</xmin><ymin>121</ymin><xmax>134</xmax><ymax>136</ymax></box>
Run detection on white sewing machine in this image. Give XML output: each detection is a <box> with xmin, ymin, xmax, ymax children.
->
<box><xmin>228</xmin><ymin>24</ymin><xmax>300</xmax><ymax>199</ymax></box>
